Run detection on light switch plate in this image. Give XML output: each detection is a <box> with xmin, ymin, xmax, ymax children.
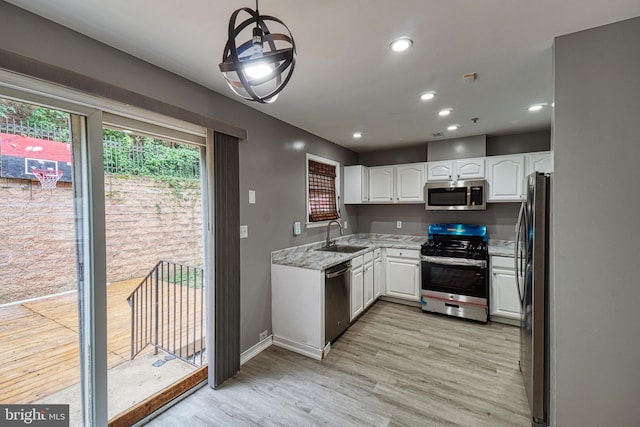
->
<box><xmin>293</xmin><ymin>221</ymin><xmax>301</xmax><ymax>236</ymax></box>
<box><xmin>249</xmin><ymin>190</ymin><xmax>256</xmax><ymax>204</ymax></box>
<box><xmin>240</xmin><ymin>225</ymin><xmax>248</xmax><ymax>238</ymax></box>
<box><xmin>344</xmin><ymin>221</ymin><xmax>348</xmax><ymax>229</ymax></box>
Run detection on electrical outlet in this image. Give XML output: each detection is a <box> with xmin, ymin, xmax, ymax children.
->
<box><xmin>259</xmin><ymin>330</ymin><xmax>269</xmax><ymax>341</ymax></box>
<box><xmin>240</xmin><ymin>225</ymin><xmax>248</xmax><ymax>238</ymax></box>
<box><xmin>396</xmin><ymin>220</ymin><xmax>402</xmax><ymax>229</ymax></box>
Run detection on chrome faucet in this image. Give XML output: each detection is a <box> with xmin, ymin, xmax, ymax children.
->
<box><xmin>325</xmin><ymin>220</ymin><xmax>343</xmax><ymax>247</ymax></box>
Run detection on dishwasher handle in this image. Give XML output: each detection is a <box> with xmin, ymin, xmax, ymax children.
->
<box><xmin>325</xmin><ymin>263</ymin><xmax>351</xmax><ymax>278</ymax></box>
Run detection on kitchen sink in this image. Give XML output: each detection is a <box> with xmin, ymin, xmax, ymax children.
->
<box><xmin>315</xmin><ymin>245</ymin><xmax>368</xmax><ymax>254</ymax></box>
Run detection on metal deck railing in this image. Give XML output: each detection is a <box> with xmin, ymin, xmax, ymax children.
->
<box><xmin>127</xmin><ymin>260</ymin><xmax>205</xmax><ymax>367</ymax></box>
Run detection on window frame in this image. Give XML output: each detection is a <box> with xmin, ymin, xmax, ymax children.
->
<box><xmin>305</xmin><ymin>153</ymin><xmax>341</xmax><ymax>228</ymax></box>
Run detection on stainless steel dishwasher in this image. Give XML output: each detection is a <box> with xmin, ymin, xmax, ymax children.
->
<box><xmin>324</xmin><ymin>261</ymin><xmax>351</xmax><ymax>344</ymax></box>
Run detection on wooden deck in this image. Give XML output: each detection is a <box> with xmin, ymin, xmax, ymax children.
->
<box><xmin>0</xmin><ymin>278</ymin><xmax>201</xmax><ymax>404</ymax></box>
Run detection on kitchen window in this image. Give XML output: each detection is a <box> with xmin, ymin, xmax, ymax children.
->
<box><xmin>306</xmin><ymin>153</ymin><xmax>340</xmax><ymax>225</ymax></box>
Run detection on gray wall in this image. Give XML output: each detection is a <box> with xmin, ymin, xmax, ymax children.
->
<box><xmin>355</xmin><ymin>130</ymin><xmax>550</xmax><ymax>241</ymax></box>
<box><xmin>0</xmin><ymin>1</ymin><xmax>358</xmax><ymax>353</ymax></box>
<box><xmin>486</xmin><ymin>130</ymin><xmax>551</xmax><ymax>156</ymax></box>
<box><xmin>553</xmin><ymin>16</ymin><xmax>640</xmax><ymax>426</ymax></box>
<box><xmin>357</xmin><ymin>144</ymin><xmax>426</xmax><ymax>166</ymax></box>
<box><xmin>357</xmin><ymin>203</ymin><xmax>520</xmax><ymax>241</ymax></box>
<box><xmin>358</xmin><ymin>130</ymin><xmax>550</xmax><ymax>167</ymax></box>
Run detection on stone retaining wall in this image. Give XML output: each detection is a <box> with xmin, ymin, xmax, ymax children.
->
<box><xmin>0</xmin><ymin>175</ymin><xmax>203</xmax><ymax>304</ymax></box>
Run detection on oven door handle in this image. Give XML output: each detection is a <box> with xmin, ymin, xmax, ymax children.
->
<box><xmin>421</xmin><ymin>256</ymin><xmax>487</xmax><ymax>269</ymax></box>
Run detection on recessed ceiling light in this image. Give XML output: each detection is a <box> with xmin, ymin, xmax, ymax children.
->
<box><xmin>420</xmin><ymin>92</ymin><xmax>436</xmax><ymax>101</ymax></box>
<box><xmin>528</xmin><ymin>104</ymin><xmax>544</xmax><ymax>112</ymax></box>
<box><xmin>438</xmin><ymin>109</ymin><xmax>452</xmax><ymax>117</ymax></box>
<box><xmin>353</xmin><ymin>132</ymin><xmax>362</xmax><ymax>139</ymax></box>
<box><xmin>389</xmin><ymin>37</ymin><xmax>413</xmax><ymax>52</ymax></box>
<box><xmin>447</xmin><ymin>124</ymin><xmax>459</xmax><ymax>131</ymax></box>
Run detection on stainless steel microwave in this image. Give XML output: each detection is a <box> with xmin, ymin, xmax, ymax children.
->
<box><xmin>424</xmin><ymin>179</ymin><xmax>486</xmax><ymax>211</ymax></box>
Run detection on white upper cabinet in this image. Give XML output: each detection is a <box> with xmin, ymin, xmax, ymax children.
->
<box><xmin>486</xmin><ymin>155</ymin><xmax>525</xmax><ymax>202</ymax></box>
<box><xmin>426</xmin><ymin>161</ymin><xmax>454</xmax><ymax>181</ymax></box>
<box><xmin>454</xmin><ymin>157</ymin><xmax>485</xmax><ymax>180</ymax></box>
<box><xmin>346</xmin><ymin>152</ymin><xmax>547</xmax><ymax>204</ymax></box>
<box><xmin>395</xmin><ymin>163</ymin><xmax>426</xmax><ymax>202</ymax></box>
<box><xmin>427</xmin><ymin>157</ymin><xmax>485</xmax><ymax>182</ymax></box>
<box><xmin>526</xmin><ymin>151</ymin><xmax>553</xmax><ymax>175</ymax></box>
<box><xmin>344</xmin><ymin>165</ymin><xmax>369</xmax><ymax>204</ymax></box>
<box><xmin>368</xmin><ymin>166</ymin><xmax>395</xmax><ymax>203</ymax></box>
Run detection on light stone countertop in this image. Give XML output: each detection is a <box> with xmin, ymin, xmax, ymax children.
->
<box><xmin>488</xmin><ymin>239</ymin><xmax>515</xmax><ymax>257</ymax></box>
<box><xmin>271</xmin><ymin>233</ymin><xmax>427</xmax><ymax>270</ymax></box>
<box><xmin>272</xmin><ymin>233</ymin><xmax>517</xmax><ymax>270</ymax></box>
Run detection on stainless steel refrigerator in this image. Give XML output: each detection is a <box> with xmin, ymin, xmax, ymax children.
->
<box><xmin>515</xmin><ymin>172</ymin><xmax>550</xmax><ymax>427</ymax></box>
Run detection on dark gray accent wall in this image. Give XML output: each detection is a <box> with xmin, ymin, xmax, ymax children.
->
<box><xmin>486</xmin><ymin>130</ymin><xmax>550</xmax><ymax>155</ymax></box>
<box><xmin>0</xmin><ymin>1</ymin><xmax>358</xmax><ymax>354</ymax></box>
<box><xmin>552</xmin><ymin>16</ymin><xmax>640</xmax><ymax>426</ymax></box>
<box><xmin>427</xmin><ymin>134</ymin><xmax>486</xmax><ymax>161</ymax></box>
<box><xmin>357</xmin><ymin>203</ymin><xmax>520</xmax><ymax>241</ymax></box>
<box><xmin>357</xmin><ymin>144</ymin><xmax>426</xmax><ymax>166</ymax></box>
<box><xmin>358</xmin><ymin>130</ymin><xmax>550</xmax><ymax>167</ymax></box>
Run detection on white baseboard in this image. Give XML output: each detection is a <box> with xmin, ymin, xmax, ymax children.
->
<box><xmin>272</xmin><ymin>335</ymin><xmax>324</xmax><ymax>360</ymax></box>
<box><xmin>240</xmin><ymin>334</ymin><xmax>273</xmax><ymax>365</ymax></box>
<box><xmin>380</xmin><ymin>295</ymin><xmax>421</xmax><ymax>307</ymax></box>
<box><xmin>490</xmin><ymin>315</ymin><xmax>521</xmax><ymax>327</ymax></box>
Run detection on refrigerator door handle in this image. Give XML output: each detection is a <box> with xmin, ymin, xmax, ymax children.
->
<box><xmin>514</xmin><ymin>201</ymin><xmax>525</xmax><ymax>305</ymax></box>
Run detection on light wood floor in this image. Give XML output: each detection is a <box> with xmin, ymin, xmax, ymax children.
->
<box><xmin>146</xmin><ymin>301</ymin><xmax>530</xmax><ymax>427</ymax></box>
<box><xmin>0</xmin><ymin>278</ymin><xmax>199</xmax><ymax>404</ymax></box>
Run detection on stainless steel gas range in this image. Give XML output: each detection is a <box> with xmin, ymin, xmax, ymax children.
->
<box><xmin>420</xmin><ymin>223</ymin><xmax>489</xmax><ymax>322</ymax></box>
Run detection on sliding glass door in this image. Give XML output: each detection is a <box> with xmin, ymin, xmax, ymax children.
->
<box><xmin>0</xmin><ymin>83</ymin><xmax>211</xmax><ymax>426</ymax></box>
<box><xmin>0</xmin><ymin>95</ymin><xmax>102</xmax><ymax>426</ymax></box>
<box><xmin>101</xmin><ymin>119</ymin><xmax>207</xmax><ymax>419</ymax></box>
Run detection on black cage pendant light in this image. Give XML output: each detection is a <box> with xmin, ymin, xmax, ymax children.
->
<box><xmin>219</xmin><ymin>0</ymin><xmax>296</xmax><ymax>104</ymax></box>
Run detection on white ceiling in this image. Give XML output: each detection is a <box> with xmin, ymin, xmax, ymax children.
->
<box><xmin>6</xmin><ymin>1</ymin><xmax>640</xmax><ymax>152</ymax></box>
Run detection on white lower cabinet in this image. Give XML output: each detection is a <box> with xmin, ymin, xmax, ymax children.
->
<box><xmin>385</xmin><ymin>248</ymin><xmax>420</xmax><ymax>301</ymax></box>
<box><xmin>373</xmin><ymin>249</ymin><xmax>383</xmax><ymax>299</ymax></box>
<box><xmin>352</xmin><ymin>251</ymin><xmax>377</xmax><ymax>320</ymax></box>
<box><xmin>350</xmin><ymin>255</ymin><xmax>365</xmax><ymax>320</ymax></box>
<box><xmin>490</xmin><ymin>256</ymin><xmax>522</xmax><ymax>323</ymax></box>
<box><xmin>363</xmin><ymin>252</ymin><xmax>375</xmax><ymax>308</ymax></box>
<box><xmin>271</xmin><ymin>264</ymin><xmax>325</xmax><ymax>359</ymax></box>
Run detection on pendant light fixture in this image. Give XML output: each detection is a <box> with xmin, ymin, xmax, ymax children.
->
<box><xmin>219</xmin><ymin>0</ymin><xmax>296</xmax><ymax>104</ymax></box>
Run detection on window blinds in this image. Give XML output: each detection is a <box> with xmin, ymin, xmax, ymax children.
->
<box><xmin>308</xmin><ymin>159</ymin><xmax>339</xmax><ymax>222</ymax></box>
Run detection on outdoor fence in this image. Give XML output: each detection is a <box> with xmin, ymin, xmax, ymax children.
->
<box><xmin>0</xmin><ymin>117</ymin><xmax>70</xmax><ymax>142</ymax></box>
